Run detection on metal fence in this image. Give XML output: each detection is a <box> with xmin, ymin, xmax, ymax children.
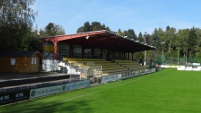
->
<box><xmin>155</xmin><ymin>55</ymin><xmax>201</xmax><ymax>65</ymax></box>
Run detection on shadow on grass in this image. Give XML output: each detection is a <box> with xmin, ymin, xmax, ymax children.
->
<box><xmin>0</xmin><ymin>99</ymin><xmax>93</xmax><ymax>113</ymax></box>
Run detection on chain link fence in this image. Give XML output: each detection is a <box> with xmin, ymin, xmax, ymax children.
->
<box><xmin>155</xmin><ymin>55</ymin><xmax>201</xmax><ymax>65</ymax></box>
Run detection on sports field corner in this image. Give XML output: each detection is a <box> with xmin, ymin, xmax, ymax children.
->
<box><xmin>1</xmin><ymin>68</ymin><xmax>201</xmax><ymax>113</ymax></box>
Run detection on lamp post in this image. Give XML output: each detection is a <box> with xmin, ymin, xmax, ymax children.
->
<box><xmin>144</xmin><ymin>36</ymin><xmax>147</xmax><ymax>66</ymax></box>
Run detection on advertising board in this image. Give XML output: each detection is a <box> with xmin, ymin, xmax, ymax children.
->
<box><xmin>66</xmin><ymin>80</ymin><xmax>90</xmax><ymax>91</ymax></box>
<box><xmin>0</xmin><ymin>90</ymin><xmax>30</xmax><ymax>105</ymax></box>
<box><xmin>30</xmin><ymin>84</ymin><xmax>66</xmax><ymax>99</ymax></box>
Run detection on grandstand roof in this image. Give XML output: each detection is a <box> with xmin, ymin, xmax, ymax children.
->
<box><xmin>43</xmin><ymin>30</ymin><xmax>155</xmax><ymax>53</ymax></box>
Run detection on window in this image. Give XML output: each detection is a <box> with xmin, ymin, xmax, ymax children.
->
<box><xmin>31</xmin><ymin>57</ymin><xmax>37</xmax><ymax>64</ymax></box>
<box><xmin>11</xmin><ymin>58</ymin><xmax>16</xmax><ymax>65</ymax></box>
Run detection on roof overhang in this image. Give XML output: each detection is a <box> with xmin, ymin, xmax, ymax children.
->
<box><xmin>0</xmin><ymin>51</ymin><xmax>43</xmax><ymax>57</ymax></box>
<box><xmin>42</xmin><ymin>30</ymin><xmax>155</xmax><ymax>53</ymax></box>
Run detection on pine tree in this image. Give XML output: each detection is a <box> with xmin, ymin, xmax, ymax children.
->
<box><xmin>152</xmin><ymin>28</ymin><xmax>160</xmax><ymax>49</ymax></box>
<box><xmin>138</xmin><ymin>32</ymin><xmax>144</xmax><ymax>42</ymax></box>
<box><xmin>187</xmin><ymin>27</ymin><xmax>198</xmax><ymax>57</ymax></box>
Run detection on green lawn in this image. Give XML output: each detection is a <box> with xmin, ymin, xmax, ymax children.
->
<box><xmin>1</xmin><ymin>69</ymin><xmax>201</xmax><ymax>113</ymax></box>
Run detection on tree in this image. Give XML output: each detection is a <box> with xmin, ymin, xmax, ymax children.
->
<box><xmin>45</xmin><ymin>22</ymin><xmax>65</xmax><ymax>37</ymax></box>
<box><xmin>151</xmin><ymin>28</ymin><xmax>160</xmax><ymax>49</ymax></box>
<box><xmin>138</xmin><ymin>32</ymin><xmax>144</xmax><ymax>42</ymax></box>
<box><xmin>126</xmin><ymin>29</ymin><xmax>137</xmax><ymax>40</ymax></box>
<box><xmin>83</xmin><ymin>22</ymin><xmax>91</xmax><ymax>32</ymax></box>
<box><xmin>157</xmin><ymin>28</ymin><xmax>166</xmax><ymax>55</ymax></box>
<box><xmin>27</xmin><ymin>29</ymin><xmax>42</xmax><ymax>52</ymax></box>
<box><xmin>91</xmin><ymin>21</ymin><xmax>103</xmax><ymax>31</ymax></box>
<box><xmin>187</xmin><ymin>27</ymin><xmax>197</xmax><ymax>57</ymax></box>
<box><xmin>195</xmin><ymin>29</ymin><xmax>201</xmax><ymax>59</ymax></box>
<box><xmin>0</xmin><ymin>0</ymin><xmax>36</xmax><ymax>51</ymax></box>
<box><xmin>165</xmin><ymin>26</ymin><xmax>176</xmax><ymax>53</ymax></box>
<box><xmin>76</xmin><ymin>21</ymin><xmax>110</xmax><ymax>33</ymax></box>
<box><xmin>144</xmin><ymin>32</ymin><xmax>151</xmax><ymax>45</ymax></box>
<box><xmin>76</xmin><ymin>26</ymin><xmax>84</xmax><ymax>33</ymax></box>
<box><xmin>117</xmin><ymin>29</ymin><xmax>125</xmax><ymax>36</ymax></box>
<box><xmin>176</xmin><ymin>29</ymin><xmax>189</xmax><ymax>60</ymax></box>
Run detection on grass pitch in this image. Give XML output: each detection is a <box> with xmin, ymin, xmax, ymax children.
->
<box><xmin>1</xmin><ymin>69</ymin><xmax>201</xmax><ymax>113</ymax></box>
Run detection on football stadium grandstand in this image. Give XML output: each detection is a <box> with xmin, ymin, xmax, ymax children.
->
<box><xmin>42</xmin><ymin>30</ymin><xmax>155</xmax><ymax>82</ymax></box>
<box><xmin>0</xmin><ymin>30</ymin><xmax>156</xmax><ymax>105</ymax></box>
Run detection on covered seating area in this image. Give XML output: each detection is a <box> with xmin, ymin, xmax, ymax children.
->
<box><xmin>63</xmin><ymin>58</ymin><xmax>129</xmax><ymax>76</ymax></box>
<box><xmin>42</xmin><ymin>30</ymin><xmax>155</xmax><ymax>83</ymax></box>
<box><xmin>61</xmin><ymin>58</ymin><xmax>155</xmax><ymax>83</ymax></box>
<box><xmin>42</xmin><ymin>30</ymin><xmax>155</xmax><ymax>60</ymax></box>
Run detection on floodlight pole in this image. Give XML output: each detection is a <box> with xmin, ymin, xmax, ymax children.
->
<box><xmin>144</xmin><ymin>37</ymin><xmax>147</xmax><ymax>66</ymax></box>
<box><xmin>144</xmin><ymin>50</ymin><xmax>147</xmax><ymax>66</ymax></box>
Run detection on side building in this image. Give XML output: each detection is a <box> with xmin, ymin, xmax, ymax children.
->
<box><xmin>0</xmin><ymin>51</ymin><xmax>43</xmax><ymax>73</ymax></box>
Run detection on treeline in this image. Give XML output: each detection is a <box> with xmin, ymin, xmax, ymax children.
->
<box><xmin>152</xmin><ymin>26</ymin><xmax>201</xmax><ymax>60</ymax></box>
<box><xmin>77</xmin><ymin>22</ymin><xmax>201</xmax><ymax>62</ymax></box>
<box><xmin>1</xmin><ymin>0</ymin><xmax>201</xmax><ymax>63</ymax></box>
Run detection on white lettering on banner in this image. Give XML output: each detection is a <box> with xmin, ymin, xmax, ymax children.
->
<box><xmin>29</xmin><ymin>80</ymin><xmax>90</xmax><ymax>99</ymax></box>
<box><xmin>15</xmin><ymin>92</ymin><xmax>24</xmax><ymax>98</ymax></box>
<box><xmin>30</xmin><ymin>85</ymin><xmax>66</xmax><ymax>99</ymax></box>
<box><xmin>66</xmin><ymin>80</ymin><xmax>90</xmax><ymax>91</ymax></box>
<box><xmin>101</xmin><ymin>74</ymin><xmax>120</xmax><ymax>83</ymax></box>
<box><xmin>0</xmin><ymin>95</ymin><xmax>10</xmax><ymax>102</ymax></box>
<box><xmin>101</xmin><ymin>69</ymin><xmax>156</xmax><ymax>83</ymax></box>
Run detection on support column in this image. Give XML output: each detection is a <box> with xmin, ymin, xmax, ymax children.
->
<box><xmin>128</xmin><ymin>52</ymin><xmax>130</xmax><ymax>60</ymax></box>
<box><xmin>58</xmin><ymin>42</ymin><xmax>62</xmax><ymax>60</ymax></box>
<box><xmin>114</xmin><ymin>50</ymin><xmax>116</xmax><ymax>60</ymax></box>
<box><xmin>123</xmin><ymin>52</ymin><xmax>126</xmax><ymax>59</ymax></box>
<box><xmin>69</xmin><ymin>44</ymin><xmax>73</xmax><ymax>58</ymax></box>
<box><xmin>82</xmin><ymin>46</ymin><xmax>85</xmax><ymax>58</ymax></box>
<box><xmin>114</xmin><ymin>50</ymin><xmax>116</xmax><ymax>62</ymax></box>
<box><xmin>100</xmin><ymin>48</ymin><xmax>103</xmax><ymax>59</ymax></box>
<box><xmin>92</xmin><ymin>48</ymin><xmax>94</xmax><ymax>58</ymax></box>
<box><xmin>53</xmin><ymin>41</ymin><xmax>58</xmax><ymax>60</ymax></box>
<box><xmin>106</xmin><ymin>49</ymin><xmax>110</xmax><ymax>61</ymax></box>
<box><xmin>121</xmin><ymin>51</ymin><xmax>123</xmax><ymax>59</ymax></box>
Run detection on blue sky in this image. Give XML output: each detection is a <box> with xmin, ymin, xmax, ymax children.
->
<box><xmin>33</xmin><ymin>0</ymin><xmax>201</xmax><ymax>35</ymax></box>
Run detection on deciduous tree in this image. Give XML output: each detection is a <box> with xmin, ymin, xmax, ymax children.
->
<box><xmin>45</xmin><ymin>22</ymin><xmax>65</xmax><ymax>37</ymax></box>
<box><xmin>0</xmin><ymin>0</ymin><xmax>36</xmax><ymax>51</ymax></box>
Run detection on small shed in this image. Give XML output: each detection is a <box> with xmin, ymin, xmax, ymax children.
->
<box><xmin>0</xmin><ymin>51</ymin><xmax>43</xmax><ymax>73</ymax></box>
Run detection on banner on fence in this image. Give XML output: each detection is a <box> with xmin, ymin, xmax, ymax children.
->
<box><xmin>66</xmin><ymin>80</ymin><xmax>90</xmax><ymax>91</ymax></box>
<box><xmin>101</xmin><ymin>74</ymin><xmax>122</xmax><ymax>83</ymax></box>
<box><xmin>29</xmin><ymin>80</ymin><xmax>90</xmax><ymax>99</ymax></box>
<box><xmin>101</xmin><ymin>68</ymin><xmax>156</xmax><ymax>83</ymax></box>
<box><xmin>29</xmin><ymin>84</ymin><xmax>66</xmax><ymax>99</ymax></box>
<box><xmin>0</xmin><ymin>90</ymin><xmax>30</xmax><ymax>105</ymax></box>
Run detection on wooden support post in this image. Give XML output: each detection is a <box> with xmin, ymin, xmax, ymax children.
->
<box><xmin>92</xmin><ymin>48</ymin><xmax>94</xmax><ymax>58</ymax></box>
<box><xmin>82</xmin><ymin>46</ymin><xmax>85</xmax><ymax>58</ymax></box>
<box><xmin>100</xmin><ymin>48</ymin><xmax>103</xmax><ymax>59</ymax></box>
<box><xmin>53</xmin><ymin>41</ymin><xmax>58</xmax><ymax>60</ymax></box>
<box><xmin>128</xmin><ymin>52</ymin><xmax>130</xmax><ymax>60</ymax></box>
<box><xmin>69</xmin><ymin>44</ymin><xmax>73</xmax><ymax>58</ymax></box>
